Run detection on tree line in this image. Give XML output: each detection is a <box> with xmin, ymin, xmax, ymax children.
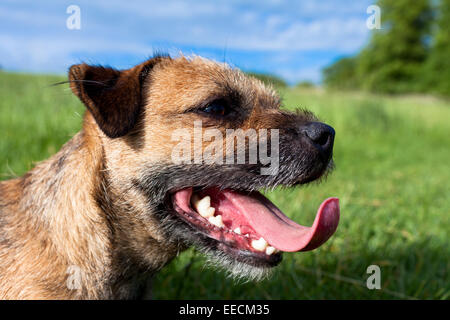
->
<box><xmin>323</xmin><ymin>0</ymin><xmax>450</xmax><ymax>96</ymax></box>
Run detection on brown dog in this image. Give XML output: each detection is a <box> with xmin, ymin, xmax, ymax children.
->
<box><xmin>0</xmin><ymin>55</ymin><xmax>339</xmax><ymax>299</ymax></box>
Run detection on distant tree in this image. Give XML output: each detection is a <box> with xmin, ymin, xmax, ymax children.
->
<box><xmin>246</xmin><ymin>72</ymin><xmax>287</xmax><ymax>88</ymax></box>
<box><xmin>322</xmin><ymin>56</ymin><xmax>359</xmax><ymax>89</ymax></box>
<box><xmin>356</xmin><ymin>0</ymin><xmax>433</xmax><ymax>93</ymax></box>
<box><xmin>422</xmin><ymin>0</ymin><xmax>450</xmax><ymax>95</ymax></box>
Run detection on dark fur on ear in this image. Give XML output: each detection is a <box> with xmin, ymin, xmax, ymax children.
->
<box><xmin>69</xmin><ymin>56</ymin><xmax>167</xmax><ymax>138</ymax></box>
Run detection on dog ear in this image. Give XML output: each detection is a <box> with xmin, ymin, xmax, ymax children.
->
<box><xmin>68</xmin><ymin>57</ymin><xmax>163</xmax><ymax>138</ymax></box>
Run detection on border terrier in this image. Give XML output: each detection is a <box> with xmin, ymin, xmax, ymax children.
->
<box><xmin>0</xmin><ymin>55</ymin><xmax>339</xmax><ymax>299</ymax></box>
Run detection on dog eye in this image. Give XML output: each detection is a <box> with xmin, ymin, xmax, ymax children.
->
<box><xmin>200</xmin><ymin>100</ymin><xmax>229</xmax><ymax>116</ymax></box>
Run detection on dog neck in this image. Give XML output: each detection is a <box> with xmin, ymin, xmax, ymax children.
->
<box><xmin>4</xmin><ymin>114</ymin><xmax>173</xmax><ymax>299</ymax></box>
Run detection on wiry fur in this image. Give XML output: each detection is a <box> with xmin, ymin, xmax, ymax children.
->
<box><xmin>0</xmin><ymin>54</ymin><xmax>334</xmax><ymax>299</ymax></box>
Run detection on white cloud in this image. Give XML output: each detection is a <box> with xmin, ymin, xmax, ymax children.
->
<box><xmin>0</xmin><ymin>0</ymin><xmax>372</xmax><ymax>82</ymax></box>
<box><xmin>0</xmin><ymin>34</ymin><xmax>153</xmax><ymax>72</ymax></box>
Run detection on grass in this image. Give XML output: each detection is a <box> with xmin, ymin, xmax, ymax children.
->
<box><xmin>1</xmin><ymin>71</ymin><xmax>449</xmax><ymax>299</ymax></box>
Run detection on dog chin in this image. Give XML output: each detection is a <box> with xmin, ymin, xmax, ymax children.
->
<box><xmin>199</xmin><ymin>245</ymin><xmax>276</xmax><ymax>282</ymax></box>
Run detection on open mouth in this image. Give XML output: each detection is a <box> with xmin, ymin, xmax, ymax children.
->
<box><xmin>172</xmin><ymin>187</ymin><xmax>339</xmax><ymax>265</ymax></box>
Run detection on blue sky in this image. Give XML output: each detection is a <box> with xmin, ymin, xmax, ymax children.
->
<box><xmin>0</xmin><ymin>0</ymin><xmax>374</xmax><ymax>84</ymax></box>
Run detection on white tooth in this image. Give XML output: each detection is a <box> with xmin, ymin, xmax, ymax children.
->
<box><xmin>193</xmin><ymin>195</ymin><xmax>215</xmax><ymax>218</ymax></box>
<box><xmin>265</xmin><ymin>246</ymin><xmax>276</xmax><ymax>255</ymax></box>
<box><xmin>233</xmin><ymin>227</ymin><xmax>241</xmax><ymax>235</ymax></box>
<box><xmin>208</xmin><ymin>215</ymin><xmax>224</xmax><ymax>228</ymax></box>
<box><xmin>251</xmin><ymin>237</ymin><xmax>268</xmax><ymax>252</ymax></box>
<box><xmin>205</xmin><ymin>207</ymin><xmax>216</xmax><ymax>217</ymax></box>
<box><xmin>245</xmin><ymin>234</ymin><xmax>249</xmax><ymax>238</ymax></box>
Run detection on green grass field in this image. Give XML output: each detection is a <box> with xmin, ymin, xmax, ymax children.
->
<box><xmin>1</xmin><ymin>71</ymin><xmax>449</xmax><ymax>299</ymax></box>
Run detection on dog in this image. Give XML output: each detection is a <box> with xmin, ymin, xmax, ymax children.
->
<box><xmin>0</xmin><ymin>54</ymin><xmax>339</xmax><ymax>299</ymax></box>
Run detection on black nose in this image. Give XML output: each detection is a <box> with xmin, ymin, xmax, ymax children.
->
<box><xmin>301</xmin><ymin>122</ymin><xmax>335</xmax><ymax>159</ymax></box>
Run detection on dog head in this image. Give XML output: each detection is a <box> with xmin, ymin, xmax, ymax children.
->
<box><xmin>69</xmin><ymin>55</ymin><xmax>339</xmax><ymax>280</ymax></box>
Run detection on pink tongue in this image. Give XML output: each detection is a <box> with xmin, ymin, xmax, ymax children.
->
<box><xmin>223</xmin><ymin>191</ymin><xmax>340</xmax><ymax>252</ymax></box>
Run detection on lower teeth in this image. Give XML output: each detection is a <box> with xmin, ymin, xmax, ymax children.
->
<box><xmin>191</xmin><ymin>193</ymin><xmax>277</xmax><ymax>255</ymax></box>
